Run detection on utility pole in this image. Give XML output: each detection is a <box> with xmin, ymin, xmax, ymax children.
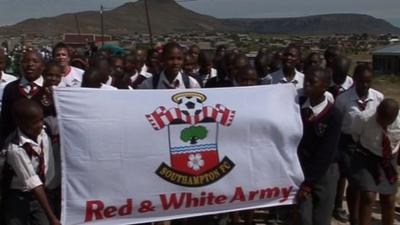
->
<box><xmin>100</xmin><ymin>5</ymin><xmax>105</xmax><ymax>47</ymax></box>
<box><xmin>74</xmin><ymin>14</ymin><xmax>81</xmax><ymax>35</ymax></box>
<box><xmin>144</xmin><ymin>0</ymin><xmax>154</xmax><ymax>47</ymax></box>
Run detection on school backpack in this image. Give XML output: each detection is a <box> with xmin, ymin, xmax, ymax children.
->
<box><xmin>152</xmin><ymin>73</ymin><xmax>191</xmax><ymax>89</ymax></box>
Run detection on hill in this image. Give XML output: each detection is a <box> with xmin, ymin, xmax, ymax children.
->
<box><xmin>0</xmin><ymin>0</ymin><xmax>399</xmax><ymax>35</ymax></box>
<box><xmin>222</xmin><ymin>14</ymin><xmax>400</xmax><ymax>35</ymax></box>
<box><xmin>0</xmin><ymin>0</ymin><xmax>230</xmax><ymax>35</ymax></box>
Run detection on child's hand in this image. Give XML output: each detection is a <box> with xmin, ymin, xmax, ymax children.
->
<box><xmin>50</xmin><ymin>218</ymin><xmax>61</xmax><ymax>225</ymax></box>
<box><xmin>296</xmin><ymin>184</ymin><xmax>311</xmax><ymax>203</ymax></box>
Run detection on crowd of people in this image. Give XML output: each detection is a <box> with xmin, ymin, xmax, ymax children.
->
<box><xmin>0</xmin><ymin>40</ymin><xmax>399</xmax><ymax>225</ymax></box>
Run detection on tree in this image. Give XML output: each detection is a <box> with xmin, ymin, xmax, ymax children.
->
<box><xmin>180</xmin><ymin>126</ymin><xmax>208</xmax><ymax>145</ymax></box>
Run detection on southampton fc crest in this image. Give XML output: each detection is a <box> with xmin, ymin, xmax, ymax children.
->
<box><xmin>146</xmin><ymin>92</ymin><xmax>236</xmax><ymax>187</ymax></box>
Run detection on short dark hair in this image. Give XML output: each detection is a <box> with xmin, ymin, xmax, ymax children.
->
<box><xmin>44</xmin><ymin>60</ymin><xmax>62</xmax><ymax>73</ymax></box>
<box><xmin>353</xmin><ymin>64</ymin><xmax>372</xmax><ymax>81</ymax></box>
<box><xmin>305</xmin><ymin>66</ymin><xmax>331</xmax><ymax>86</ymax></box>
<box><xmin>12</xmin><ymin>98</ymin><xmax>43</xmax><ymax>123</ymax></box>
<box><xmin>53</xmin><ymin>42</ymin><xmax>70</xmax><ymax>57</ymax></box>
<box><xmin>377</xmin><ymin>98</ymin><xmax>399</xmax><ymax>119</ymax></box>
<box><xmin>162</xmin><ymin>42</ymin><xmax>182</xmax><ymax>59</ymax></box>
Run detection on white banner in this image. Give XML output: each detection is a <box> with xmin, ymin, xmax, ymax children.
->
<box><xmin>54</xmin><ymin>85</ymin><xmax>304</xmax><ymax>225</ymax></box>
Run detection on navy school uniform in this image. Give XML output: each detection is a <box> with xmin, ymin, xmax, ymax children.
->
<box><xmin>0</xmin><ymin>77</ymin><xmax>49</xmax><ymax>147</ymax></box>
<box><xmin>297</xmin><ymin>96</ymin><xmax>343</xmax><ymax>225</ymax></box>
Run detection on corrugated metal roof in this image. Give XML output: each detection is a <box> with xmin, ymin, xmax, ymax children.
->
<box><xmin>372</xmin><ymin>44</ymin><xmax>400</xmax><ymax>56</ymax></box>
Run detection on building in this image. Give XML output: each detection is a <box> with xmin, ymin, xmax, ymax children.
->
<box><xmin>372</xmin><ymin>44</ymin><xmax>400</xmax><ymax>75</ymax></box>
<box><xmin>63</xmin><ymin>33</ymin><xmax>112</xmax><ymax>48</ymax></box>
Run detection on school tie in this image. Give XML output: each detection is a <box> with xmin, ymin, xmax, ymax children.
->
<box><xmin>23</xmin><ymin>142</ymin><xmax>46</xmax><ymax>184</ymax></box>
<box><xmin>163</xmin><ymin>80</ymin><xmax>180</xmax><ymax>89</ymax></box>
<box><xmin>331</xmin><ymin>85</ymin><xmax>342</xmax><ymax>98</ymax></box>
<box><xmin>279</xmin><ymin>79</ymin><xmax>298</xmax><ymax>85</ymax></box>
<box><xmin>301</xmin><ymin>107</ymin><xmax>314</xmax><ymax>121</ymax></box>
<box><xmin>357</xmin><ymin>99</ymin><xmax>369</xmax><ymax>111</ymax></box>
<box><xmin>381</xmin><ymin>130</ymin><xmax>397</xmax><ymax>184</ymax></box>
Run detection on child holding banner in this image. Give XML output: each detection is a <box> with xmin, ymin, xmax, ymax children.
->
<box><xmin>296</xmin><ymin>66</ymin><xmax>342</xmax><ymax>225</ymax></box>
<box><xmin>138</xmin><ymin>42</ymin><xmax>200</xmax><ymax>89</ymax></box>
<box><xmin>2</xmin><ymin>99</ymin><xmax>60</xmax><ymax>225</ymax></box>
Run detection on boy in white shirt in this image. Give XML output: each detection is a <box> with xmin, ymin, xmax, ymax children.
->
<box><xmin>3</xmin><ymin>99</ymin><xmax>60</xmax><ymax>225</ymax></box>
<box><xmin>0</xmin><ymin>50</ymin><xmax>17</xmax><ymax>110</ymax></box>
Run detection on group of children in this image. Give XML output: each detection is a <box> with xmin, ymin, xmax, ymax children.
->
<box><xmin>0</xmin><ymin>41</ymin><xmax>399</xmax><ymax>225</ymax></box>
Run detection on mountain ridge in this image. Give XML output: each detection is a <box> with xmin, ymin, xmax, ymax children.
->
<box><xmin>0</xmin><ymin>0</ymin><xmax>399</xmax><ymax>35</ymax></box>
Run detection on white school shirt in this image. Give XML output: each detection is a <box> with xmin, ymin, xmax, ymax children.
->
<box><xmin>336</xmin><ymin>87</ymin><xmax>384</xmax><ymax>134</ymax></box>
<box><xmin>265</xmin><ymin>68</ymin><xmax>304</xmax><ymax>90</ymax></box>
<box><xmin>330</xmin><ymin>76</ymin><xmax>354</xmax><ymax>93</ymax></box>
<box><xmin>351</xmin><ymin>109</ymin><xmax>400</xmax><ymax>157</ymax></box>
<box><xmin>19</xmin><ymin>75</ymin><xmax>44</xmax><ymax>93</ymax></box>
<box><xmin>6</xmin><ymin>129</ymin><xmax>56</xmax><ymax>192</ymax></box>
<box><xmin>140</xmin><ymin>65</ymin><xmax>153</xmax><ymax>78</ymax></box>
<box><xmin>59</xmin><ymin>66</ymin><xmax>84</xmax><ymax>88</ymax></box>
<box><xmin>301</xmin><ymin>96</ymin><xmax>329</xmax><ymax>117</ymax></box>
<box><xmin>138</xmin><ymin>71</ymin><xmax>201</xmax><ymax>89</ymax></box>
<box><xmin>100</xmin><ymin>84</ymin><xmax>118</xmax><ymax>90</ymax></box>
<box><xmin>198</xmin><ymin>68</ymin><xmax>217</xmax><ymax>86</ymax></box>
<box><xmin>0</xmin><ymin>72</ymin><xmax>17</xmax><ymax>109</ymax></box>
<box><xmin>130</xmin><ymin>71</ymin><xmax>153</xmax><ymax>84</ymax></box>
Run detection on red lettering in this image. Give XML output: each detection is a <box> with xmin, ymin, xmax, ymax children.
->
<box><xmin>85</xmin><ymin>200</ymin><xmax>104</xmax><ymax>222</ymax></box>
<box><xmin>119</xmin><ymin>199</ymin><xmax>133</xmax><ymax>216</ymax></box>
<box><xmin>215</xmin><ymin>195</ymin><xmax>227</xmax><ymax>204</ymax></box>
<box><xmin>160</xmin><ymin>193</ymin><xmax>186</xmax><ymax>210</ymax></box>
<box><xmin>230</xmin><ymin>187</ymin><xmax>246</xmax><ymax>203</ymax></box>
<box><xmin>104</xmin><ymin>206</ymin><xmax>117</xmax><ymax>218</ymax></box>
<box><xmin>84</xmin><ymin>199</ymin><xmax>133</xmax><ymax>222</ymax></box>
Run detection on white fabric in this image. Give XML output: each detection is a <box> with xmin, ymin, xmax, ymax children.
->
<box><xmin>330</xmin><ymin>76</ymin><xmax>354</xmax><ymax>93</ymax></box>
<box><xmin>100</xmin><ymin>84</ymin><xmax>117</xmax><ymax>90</ymax></box>
<box><xmin>54</xmin><ymin>85</ymin><xmax>304</xmax><ymax>225</ymax></box>
<box><xmin>199</xmin><ymin>68</ymin><xmax>218</xmax><ymax>86</ymax></box>
<box><xmin>6</xmin><ymin>129</ymin><xmax>56</xmax><ymax>191</ymax></box>
<box><xmin>140</xmin><ymin>65</ymin><xmax>153</xmax><ymax>78</ymax></box>
<box><xmin>59</xmin><ymin>66</ymin><xmax>84</xmax><ymax>88</ymax></box>
<box><xmin>265</xmin><ymin>68</ymin><xmax>304</xmax><ymax>90</ymax></box>
<box><xmin>20</xmin><ymin>75</ymin><xmax>44</xmax><ymax>93</ymax></box>
<box><xmin>336</xmin><ymin>87</ymin><xmax>384</xmax><ymax>134</ymax></box>
<box><xmin>351</xmin><ymin>109</ymin><xmax>400</xmax><ymax>156</ymax></box>
<box><xmin>0</xmin><ymin>72</ymin><xmax>17</xmax><ymax>109</ymax></box>
<box><xmin>301</xmin><ymin>97</ymin><xmax>329</xmax><ymax>116</ymax></box>
<box><xmin>139</xmin><ymin>71</ymin><xmax>200</xmax><ymax>89</ymax></box>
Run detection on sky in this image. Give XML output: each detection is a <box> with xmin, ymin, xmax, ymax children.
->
<box><xmin>0</xmin><ymin>0</ymin><xmax>400</xmax><ymax>27</ymax></box>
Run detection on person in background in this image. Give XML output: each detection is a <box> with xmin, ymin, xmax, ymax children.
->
<box><xmin>304</xmin><ymin>52</ymin><xmax>322</xmax><ymax>72</ymax></box>
<box><xmin>328</xmin><ymin>55</ymin><xmax>353</xmax><ymax>99</ymax></box>
<box><xmin>265</xmin><ymin>45</ymin><xmax>304</xmax><ymax>90</ymax></box>
<box><xmin>139</xmin><ymin>42</ymin><xmax>200</xmax><ymax>89</ymax></box>
<box><xmin>53</xmin><ymin>42</ymin><xmax>84</xmax><ymax>88</ymax></box>
<box><xmin>0</xmin><ymin>49</ymin><xmax>17</xmax><ymax>111</ymax></box>
<box><xmin>146</xmin><ymin>48</ymin><xmax>162</xmax><ymax>76</ymax></box>
<box><xmin>197</xmin><ymin>51</ymin><xmax>217</xmax><ymax>87</ymax></box>
<box><xmin>255</xmin><ymin>52</ymin><xmax>273</xmax><ymax>84</ymax></box>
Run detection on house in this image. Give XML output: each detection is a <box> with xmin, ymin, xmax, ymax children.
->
<box><xmin>372</xmin><ymin>44</ymin><xmax>400</xmax><ymax>75</ymax></box>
